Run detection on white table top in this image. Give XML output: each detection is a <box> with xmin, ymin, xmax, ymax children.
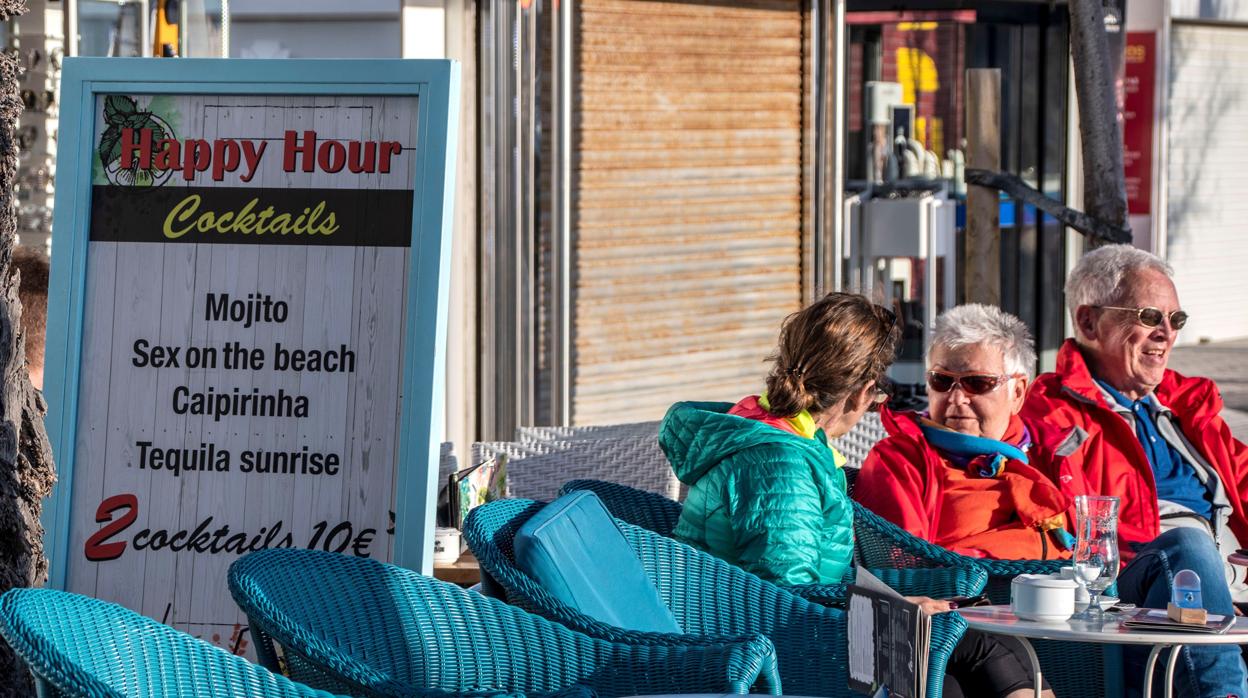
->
<box><xmin>958</xmin><ymin>605</ymin><xmax>1248</xmax><ymax>645</ymax></box>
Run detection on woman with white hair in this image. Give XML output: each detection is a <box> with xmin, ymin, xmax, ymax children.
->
<box><xmin>855</xmin><ymin>303</ymin><xmax>1076</xmax><ymax>563</ymax></box>
<box><xmin>855</xmin><ymin>303</ymin><xmax>1065</xmax><ymax>698</ymax></box>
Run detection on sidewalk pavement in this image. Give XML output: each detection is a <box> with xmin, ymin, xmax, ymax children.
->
<box><xmin>1169</xmin><ymin>338</ymin><xmax>1248</xmax><ymax>442</ymax></box>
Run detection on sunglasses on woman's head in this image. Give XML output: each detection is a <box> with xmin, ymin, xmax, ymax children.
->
<box><xmin>926</xmin><ymin>371</ymin><xmax>1011</xmax><ymax>396</ymax></box>
<box><xmin>866</xmin><ymin>383</ymin><xmax>890</xmax><ymax>412</ymax></box>
<box><xmin>1096</xmin><ymin>305</ymin><xmax>1189</xmax><ymax>330</ymax></box>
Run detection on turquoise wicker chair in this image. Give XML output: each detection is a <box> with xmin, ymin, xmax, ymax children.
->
<box><xmin>0</xmin><ymin>587</ymin><xmax>346</xmax><ymax>698</ymax></box>
<box><xmin>560</xmin><ymin>477</ymin><xmax>1113</xmax><ymax>697</ymax></box>
<box><xmin>464</xmin><ymin>498</ymin><xmax>979</xmax><ymax>698</ymax></box>
<box><xmin>229</xmin><ymin>548</ymin><xmax>776</xmax><ymax>698</ymax></box>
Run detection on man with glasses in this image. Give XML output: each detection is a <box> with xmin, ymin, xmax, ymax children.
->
<box><xmin>1023</xmin><ymin>243</ymin><xmax>1248</xmax><ymax>697</ymax></box>
<box><xmin>1025</xmin><ymin>244</ymin><xmax>1248</xmax><ymax>583</ymax></box>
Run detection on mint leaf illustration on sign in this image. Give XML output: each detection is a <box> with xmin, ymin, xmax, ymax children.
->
<box><xmin>99</xmin><ymin>95</ymin><xmax>173</xmax><ymax>187</ymax></box>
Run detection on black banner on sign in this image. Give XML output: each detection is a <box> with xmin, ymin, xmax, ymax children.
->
<box><xmin>89</xmin><ymin>185</ymin><xmax>414</xmax><ymax>247</ymax></box>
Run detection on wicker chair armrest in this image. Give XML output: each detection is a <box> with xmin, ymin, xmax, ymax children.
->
<box><xmin>606</xmin><ymin>634</ymin><xmax>781</xmax><ymax>696</ymax></box>
<box><xmin>405</xmin><ymin>680</ymin><xmax>592</xmax><ymax>697</ymax></box>
<box><xmin>865</xmin><ymin>565</ymin><xmax>989</xmax><ymax>599</ymax></box>
<box><xmin>980</xmin><ymin>558</ymin><xmax>1066</xmax><ymax>577</ymax></box>
<box><xmin>852</xmin><ymin>503</ymin><xmax>982</xmax><ymax>570</ymax></box>
<box><xmin>791</xmin><ymin>566</ymin><xmax>987</xmax><ymax>609</ymax></box>
<box><xmin>785</xmin><ymin>582</ymin><xmax>851</xmax><ymax>606</ymax></box>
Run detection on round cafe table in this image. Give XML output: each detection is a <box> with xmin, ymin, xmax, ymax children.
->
<box><xmin>958</xmin><ymin>606</ymin><xmax>1248</xmax><ymax>698</ymax></box>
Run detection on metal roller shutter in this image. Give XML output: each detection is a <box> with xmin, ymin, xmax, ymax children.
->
<box><xmin>571</xmin><ymin>0</ymin><xmax>806</xmax><ymax>424</ymax></box>
<box><xmin>1167</xmin><ymin>23</ymin><xmax>1248</xmax><ymax>342</ymax></box>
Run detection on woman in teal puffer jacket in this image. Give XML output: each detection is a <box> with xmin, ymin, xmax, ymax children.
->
<box><xmin>661</xmin><ymin>292</ymin><xmax>1054</xmax><ymax>698</ymax></box>
<box><xmin>660</xmin><ymin>292</ymin><xmax>897</xmax><ymax>585</ymax></box>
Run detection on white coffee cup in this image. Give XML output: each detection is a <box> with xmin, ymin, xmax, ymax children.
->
<box><xmin>433</xmin><ymin>527</ymin><xmax>463</xmax><ymax>564</ymax></box>
<box><xmin>1011</xmin><ymin>574</ymin><xmax>1078</xmax><ymax>621</ymax></box>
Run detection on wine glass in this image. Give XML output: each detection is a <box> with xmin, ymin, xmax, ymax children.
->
<box><xmin>1074</xmin><ymin>495</ymin><xmax>1120</xmax><ymax>621</ymax></box>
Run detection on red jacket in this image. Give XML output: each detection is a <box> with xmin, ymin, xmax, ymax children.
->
<box><xmin>1021</xmin><ymin>339</ymin><xmax>1248</xmax><ymax>562</ymax></box>
<box><xmin>854</xmin><ymin>406</ymin><xmax>1076</xmax><ymax>560</ymax></box>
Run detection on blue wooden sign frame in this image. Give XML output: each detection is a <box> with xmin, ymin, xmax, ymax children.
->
<box><xmin>42</xmin><ymin>57</ymin><xmax>460</xmax><ymax>589</ymax></box>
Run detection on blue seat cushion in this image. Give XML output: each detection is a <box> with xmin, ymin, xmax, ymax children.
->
<box><xmin>514</xmin><ymin>490</ymin><xmax>682</xmax><ymax>634</ymax></box>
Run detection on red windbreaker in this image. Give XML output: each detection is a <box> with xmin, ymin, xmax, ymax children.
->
<box><xmin>854</xmin><ymin>407</ymin><xmax>1077</xmax><ymax>560</ymax></box>
<box><xmin>1021</xmin><ymin>339</ymin><xmax>1248</xmax><ymax>562</ymax></box>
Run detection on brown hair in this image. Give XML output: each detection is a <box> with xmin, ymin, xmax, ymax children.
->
<box><xmin>12</xmin><ymin>246</ymin><xmax>49</xmax><ymax>374</ymax></box>
<box><xmin>764</xmin><ymin>292</ymin><xmax>899</xmax><ymax>417</ymax></box>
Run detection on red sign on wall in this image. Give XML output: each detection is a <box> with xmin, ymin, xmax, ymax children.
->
<box><xmin>1123</xmin><ymin>32</ymin><xmax>1156</xmax><ymax>216</ymax></box>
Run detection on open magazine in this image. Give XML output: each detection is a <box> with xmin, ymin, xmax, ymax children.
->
<box><xmin>847</xmin><ymin>568</ymin><xmax>931</xmax><ymax>698</ymax></box>
<box><xmin>1120</xmin><ymin>608</ymin><xmax>1235</xmax><ymax>634</ymax></box>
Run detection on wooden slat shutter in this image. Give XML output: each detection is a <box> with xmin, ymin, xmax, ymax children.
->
<box><xmin>570</xmin><ymin>0</ymin><xmax>806</xmax><ymax>424</ymax></box>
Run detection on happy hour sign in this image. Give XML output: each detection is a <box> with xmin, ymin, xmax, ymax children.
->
<box><xmin>43</xmin><ymin>59</ymin><xmax>459</xmax><ymax>656</ymax></box>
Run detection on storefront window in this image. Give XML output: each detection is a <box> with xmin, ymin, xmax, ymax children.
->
<box><xmin>844</xmin><ymin>4</ymin><xmax>1070</xmax><ymax>390</ymax></box>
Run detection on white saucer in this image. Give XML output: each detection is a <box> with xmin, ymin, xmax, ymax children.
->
<box><xmin>1076</xmin><ymin>597</ymin><xmax>1120</xmax><ymax>609</ymax></box>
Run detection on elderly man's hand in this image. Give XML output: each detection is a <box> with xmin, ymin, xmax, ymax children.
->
<box><xmin>904</xmin><ymin>595</ymin><xmax>953</xmax><ymax>615</ymax></box>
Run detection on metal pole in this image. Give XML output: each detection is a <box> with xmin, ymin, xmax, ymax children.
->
<box><xmin>63</xmin><ymin>0</ymin><xmax>77</xmax><ymax>56</ymax></box>
<box><xmin>518</xmin><ymin>0</ymin><xmax>535</xmax><ymax>427</ymax></box>
<box><xmin>512</xmin><ymin>0</ymin><xmax>525</xmax><ymax>429</ymax></box>
<box><xmin>140</xmin><ymin>0</ymin><xmax>150</xmax><ymax>56</ymax></box>
<box><xmin>830</xmin><ymin>0</ymin><xmax>846</xmax><ymax>291</ymax></box>
<box><xmin>809</xmin><ymin>0</ymin><xmax>824</xmax><ymax>297</ymax></box>
<box><xmin>550</xmin><ymin>0</ymin><xmax>573</xmax><ymax>425</ymax></box>
<box><xmin>220</xmin><ymin>0</ymin><xmax>230</xmax><ymax>57</ymax></box>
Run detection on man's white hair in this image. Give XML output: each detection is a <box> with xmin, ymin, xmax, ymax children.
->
<box><xmin>1065</xmin><ymin>245</ymin><xmax>1174</xmax><ymax>330</ymax></box>
<box><xmin>930</xmin><ymin>304</ymin><xmax>1037</xmax><ymax>378</ymax></box>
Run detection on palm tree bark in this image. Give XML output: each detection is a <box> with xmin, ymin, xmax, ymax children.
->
<box><xmin>1069</xmin><ymin>0</ymin><xmax>1129</xmax><ymax>244</ymax></box>
<box><xmin>0</xmin><ymin>1</ymin><xmax>59</xmax><ymax>693</ymax></box>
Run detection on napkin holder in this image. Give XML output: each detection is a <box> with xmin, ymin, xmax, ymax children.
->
<box><xmin>1167</xmin><ymin>603</ymin><xmax>1208</xmax><ymax>625</ymax></box>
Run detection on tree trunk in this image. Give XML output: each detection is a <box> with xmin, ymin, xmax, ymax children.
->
<box><xmin>0</xmin><ymin>1</ymin><xmax>59</xmax><ymax>693</ymax></box>
<box><xmin>1069</xmin><ymin>0</ymin><xmax>1129</xmax><ymax>243</ymax></box>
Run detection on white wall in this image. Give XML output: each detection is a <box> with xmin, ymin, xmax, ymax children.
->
<box><xmin>229</xmin><ymin>0</ymin><xmax>402</xmax><ymax>17</ymax></box>
<box><xmin>1165</xmin><ymin>24</ymin><xmax>1248</xmax><ymax>343</ymax></box>
<box><xmin>1156</xmin><ymin>0</ymin><xmax>1248</xmax><ymax>342</ymax></box>
<box><xmin>227</xmin><ymin>0</ymin><xmax>402</xmax><ymax>59</ymax></box>
<box><xmin>1171</xmin><ymin>0</ymin><xmax>1248</xmax><ymax>21</ymax></box>
<box><xmin>403</xmin><ymin>0</ymin><xmax>446</xmax><ymax>59</ymax></box>
<box><xmin>229</xmin><ymin>21</ymin><xmax>402</xmax><ymax>59</ymax></box>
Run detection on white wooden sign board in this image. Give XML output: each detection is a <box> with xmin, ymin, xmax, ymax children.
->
<box><xmin>42</xmin><ymin>59</ymin><xmax>459</xmax><ymax>658</ymax></box>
